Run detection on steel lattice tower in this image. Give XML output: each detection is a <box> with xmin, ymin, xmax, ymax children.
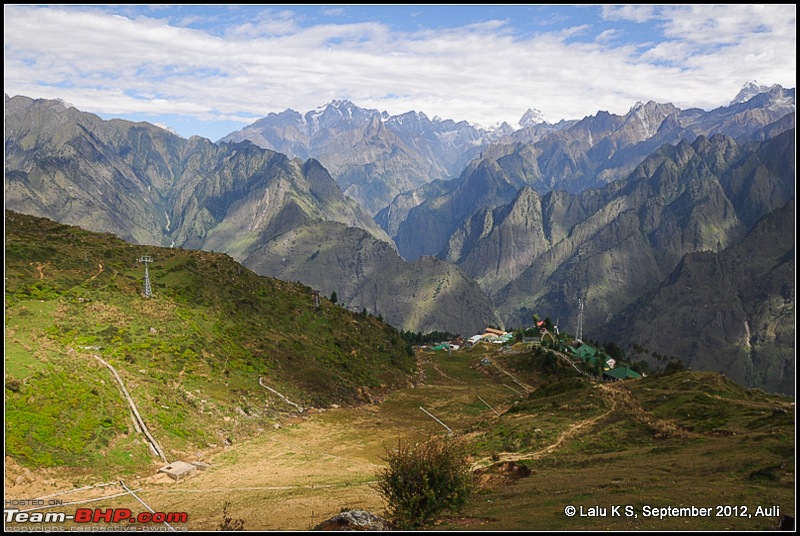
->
<box><xmin>139</xmin><ymin>256</ymin><xmax>153</xmax><ymax>298</ymax></box>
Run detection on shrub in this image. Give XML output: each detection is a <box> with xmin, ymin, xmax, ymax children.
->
<box><xmin>219</xmin><ymin>501</ymin><xmax>245</xmax><ymax>531</ymax></box>
<box><xmin>375</xmin><ymin>436</ymin><xmax>473</xmax><ymax>529</ymax></box>
<box><xmin>663</xmin><ymin>358</ymin><xmax>686</xmax><ymax>376</ymax></box>
<box><xmin>5</xmin><ymin>378</ymin><xmax>22</xmax><ymax>393</ymax></box>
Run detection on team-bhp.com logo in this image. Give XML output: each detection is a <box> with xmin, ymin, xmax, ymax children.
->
<box><xmin>5</xmin><ymin>508</ymin><xmax>188</xmax><ymax>525</ymax></box>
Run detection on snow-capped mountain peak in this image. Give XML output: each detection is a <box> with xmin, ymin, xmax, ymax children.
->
<box><xmin>519</xmin><ymin>108</ymin><xmax>547</xmax><ymax>128</ymax></box>
<box><xmin>730</xmin><ymin>81</ymin><xmax>775</xmax><ymax>105</ymax></box>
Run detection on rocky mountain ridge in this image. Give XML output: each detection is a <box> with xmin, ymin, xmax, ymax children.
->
<box><xmin>388</xmin><ymin>85</ymin><xmax>795</xmax><ymax>262</ymax></box>
<box><xmin>219</xmin><ymin>99</ymin><xmax>515</xmax><ymax>214</ymax></box>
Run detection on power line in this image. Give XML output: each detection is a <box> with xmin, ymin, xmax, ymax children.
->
<box><xmin>138</xmin><ymin>256</ymin><xmax>153</xmax><ymax>298</ymax></box>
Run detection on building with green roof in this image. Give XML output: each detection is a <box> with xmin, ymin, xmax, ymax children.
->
<box><xmin>573</xmin><ymin>344</ymin><xmax>597</xmax><ymax>360</ymax></box>
<box><xmin>604</xmin><ymin>367</ymin><xmax>642</xmax><ymax>380</ymax></box>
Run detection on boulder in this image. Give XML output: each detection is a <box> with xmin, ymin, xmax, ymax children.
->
<box><xmin>313</xmin><ymin>510</ymin><xmax>391</xmax><ymax>531</ymax></box>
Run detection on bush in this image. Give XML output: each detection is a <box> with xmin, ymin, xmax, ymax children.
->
<box><xmin>375</xmin><ymin>436</ymin><xmax>473</xmax><ymax>529</ymax></box>
<box><xmin>219</xmin><ymin>501</ymin><xmax>245</xmax><ymax>531</ymax></box>
<box><xmin>663</xmin><ymin>358</ymin><xmax>686</xmax><ymax>375</ymax></box>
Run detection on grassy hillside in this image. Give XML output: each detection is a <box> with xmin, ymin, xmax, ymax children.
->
<box><xmin>3</xmin><ymin>333</ymin><xmax>793</xmax><ymax>530</ymax></box>
<box><xmin>441</xmin><ymin>349</ymin><xmax>795</xmax><ymax>531</ymax></box>
<box><xmin>4</xmin><ymin>210</ymin><xmax>414</xmax><ymax>473</ymax></box>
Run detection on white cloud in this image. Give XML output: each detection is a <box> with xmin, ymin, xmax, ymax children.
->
<box><xmin>225</xmin><ymin>9</ymin><xmax>301</xmax><ymax>38</ymax></box>
<box><xmin>553</xmin><ymin>24</ymin><xmax>591</xmax><ymax>40</ymax></box>
<box><xmin>595</xmin><ymin>29</ymin><xmax>619</xmax><ymax>43</ymax></box>
<box><xmin>178</xmin><ymin>14</ymin><xmax>205</xmax><ymax>28</ymax></box>
<box><xmin>3</xmin><ymin>4</ymin><xmax>795</xmax><ymax>138</ymax></box>
<box><xmin>602</xmin><ymin>5</ymin><xmax>658</xmax><ymax>23</ymax></box>
<box><xmin>658</xmin><ymin>5</ymin><xmax>793</xmax><ymax>45</ymax></box>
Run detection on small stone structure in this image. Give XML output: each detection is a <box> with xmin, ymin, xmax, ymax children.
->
<box><xmin>157</xmin><ymin>460</ymin><xmax>197</xmax><ymax>481</ymax></box>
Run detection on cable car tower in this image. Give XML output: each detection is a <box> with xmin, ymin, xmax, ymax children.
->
<box><xmin>139</xmin><ymin>256</ymin><xmax>153</xmax><ymax>298</ymax></box>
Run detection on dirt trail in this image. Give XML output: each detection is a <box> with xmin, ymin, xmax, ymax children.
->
<box><xmin>87</xmin><ymin>262</ymin><xmax>104</xmax><ymax>282</ymax></box>
<box><xmin>471</xmin><ymin>383</ymin><xmax>620</xmax><ymax>471</ymax></box>
<box><xmin>94</xmin><ymin>355</ymin><xmax>168</xmax><ymax>462</ymax></box>
<box><xmin>30</xmin><ymin>261</ymin><xmax>49</xmax><ymax>280</ymax></box>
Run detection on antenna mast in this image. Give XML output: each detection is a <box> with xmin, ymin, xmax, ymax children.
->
<box><xmin>138</xmin><ymin>256</ymin><xmax>153</xmax><ymax>298</ymax></box>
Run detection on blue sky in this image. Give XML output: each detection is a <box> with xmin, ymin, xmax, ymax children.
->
<box><xmin>4</xmin><ymin>5</ymin><xmax>796</xmax><ymax>141</ymax></box>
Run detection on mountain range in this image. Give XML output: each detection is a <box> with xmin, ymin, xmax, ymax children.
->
<box><xmin>368</xmin><ymin>85</ymin><xmax>794</xmax><ymax>393</ymax></box>
<box><xmin>486</xmin><ymin>131</ymin><xmax>794</xmax><ymax>393</ymax></box>
<box><xmin>220</xmin><ymin>100</ymin><xmax>515</xmax><ymax>215</ymax></box>
<box><xmin>387</xmin><ymin>85</ymin><xmax>795</xmax><ymax>261</ymax></box>
<box><xmin>4</xmin><ymin>82</ymin><xmax>796</xmax><ymax>393</ymax></box>
<box><xmin>4</xmin><ymin>94</ymin><xmax>500</xmax><ymax>336</ymax></box>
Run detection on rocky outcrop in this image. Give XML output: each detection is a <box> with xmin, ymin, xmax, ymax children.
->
<box><xmin>374</xmin><ymin>179</ymin><xmax>456</xmax><ymax>239</ymax></box>
<box><xmin>441</xmin><ymin>187</ymin><xmax>551</xmax><ymax>296</ymax></box>
<box><xmin>393</xmin><ymin>157</ymin><xmax>527</xmax><ymax>260</ymax></box>
<box><xmin>313</xmin><ymin>509</ymin><xmax>391</xmax><ymax>531</ymax></box>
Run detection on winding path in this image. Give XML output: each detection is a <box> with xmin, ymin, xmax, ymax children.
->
<box><xmin>471</xmin><ymin>383</ymin><xmax>620</xmax><ymax>471</ymax></box>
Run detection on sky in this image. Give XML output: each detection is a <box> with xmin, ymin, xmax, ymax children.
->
<box><xmin>4</xmin><ymin>4</ymin><xmax>797</xmax><ymax>141</ymax></box>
